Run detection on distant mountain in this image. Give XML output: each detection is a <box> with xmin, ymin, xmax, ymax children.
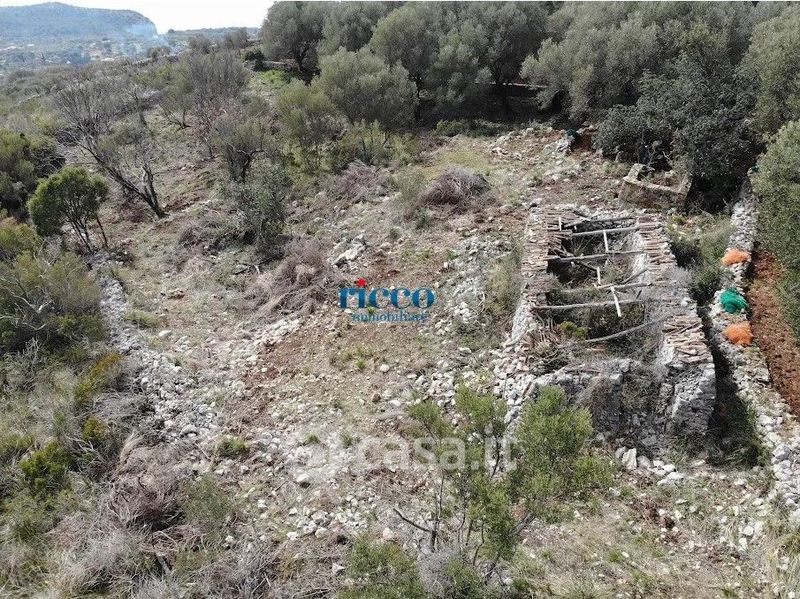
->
<box><xmin>0</xmin><ymin>2</ymin><xmax>158</xmax><ymax>43</ymax></box>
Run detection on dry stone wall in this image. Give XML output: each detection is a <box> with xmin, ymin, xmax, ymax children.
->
<box><xmin>619</xmin><ymin>163</ymin><xmax>691</xmax><ymax>209</ymax></box>
<box><xmin>497</xmin><ymin>203</ymin><xmax>715</xmax><ymax>442</ymax></box>
<box><xmin>708</xmin><ymin>183</ymin><xmax>800</xmax><ymax>526</ymax></box>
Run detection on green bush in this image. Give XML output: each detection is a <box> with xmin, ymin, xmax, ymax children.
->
<box><xmin>213</xmin><ymin>115</ymin><xmax>272</xmax><ymax>182</ymax></box>
<box><xmin>179</xmin><ymin>475</ymin><xmax>234</xmax><ymax>541</ymax></box>
<box><xmin>436</xmin><ymin>119</ymin><xmax>469</xmax><ymax>137</ymax></box>
<box><xmin>0</xmin><ymin>129</ymin><xmax>63</xmax><ymax>216</ymax></box>
<box><xmin>779</xmin><ymin>269</ymin><xmax>800</xmax><ymax>339</ymax></box>
<box><xmin>394</xmin><ymin>168</ymin><xmax>427</xmax><ymax>224</ymax></box>
<box><xmin>277</xmin><ymin>80</ymin><xmax>340</xmax><ymax>171</ymax></box>
<box><xmin>405</xmin><ymin>384</ymin><xmax>607</xmax><ymax>580</ymax></box>
<box><xmin>754</xmin><ymin>120</ymin><xmax>800</xmax><ymax>272</ymax></box>
<box><xmin>0</xmin><ymin>213</ymin><xmax>40</xmax><ymax>262</ymax></box>
<box><xmin>4</xmin><ymin>489</ymin><xmax>56</xmax><ymax>542</ymax></box>
<box><xmin>341</xmin><ymin>537</ymin><xmax>427</xmax><ymax>599</ymax></box>
<box><xmin>329</xmin><ymin>121</ymin><xmax>393</xmax><ymax>172</ymax></box>
<box><xmin>226</xmin><ymin>160</ymin><xmax>288</xmax><ymax>259</ymax></box>
<box><xmin>483</xmin><ymin>246</ymin><xmax>522</xmax><ymax>333</ymax></box>
<box><xmin>512</xmin><ymin>386</ymin><xmax>612</xmax><ymax>518</ymax></box>
<box><xmin>81</xmin><ymin>416</ymin><xmax>108</xmax><ymax>447</ymax></box>
<box><xmin>668</xmin><ymin>216</ymin><xmax>732</xmax><ymax>305</ymax></box>
<box><xmin>19</xmin><ymin>441</ymin><xmax>73</xmax><ymax>498</ymax></box>
<box><xmin>28</xmin><ymin>166</ymin><xmax>108</xmax><ymax>249</ymax></box>
<box><xmin>558</xmin><ymin>321</ymin><xmax>588</xmax><ymax>341</ymax></box>
<box><xmin>0</xmin><ymin>432</ymin><xmax>34</xmax><ymax>464</ymax></box>
<box><xmin>0</xmin><ymin>250</ymin><xmax>103</xmax><ymax>352</ymax></box>
<box><xmin>73</xmin><ymin>352</ymin><xmax>123</xmax><ymax>410</ymax></box>
<box><xmin>124</xmin><ymin>309</ymin><xmax>161</xmax><ymax>329</ymax></box>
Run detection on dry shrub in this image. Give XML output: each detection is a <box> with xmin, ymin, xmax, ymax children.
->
<box><xmin>111</xmin><ymin>443</ymin><xmax>189</xmax><ymax>532</ymax></box>
<box><xmin>419</xmin><ymin>167</ymin><xmax>489</xmax><ymax>207</ymax></box>
<box><xmin>190</xmin><ymin>540</ymin><xmax>282</xmax><ymax>598</ymax></box>
<box><xmin>325</xmin><ymin>160</ymin><xmax>387</xmax><ymax>205</ymax></box>
<box><xmin>724</xmin><ymin>322</ymin><xmax>753</xmax><ymax>346</ymax></box>
<box><xmin>174</xmin><ymin>213</ymin><xmax>237</xmax><ymax>267</ymax></box>
<box><xmin>191</xmin><ymin>539</ymin><xmax>339</xmax><ymax>599</ymax></box>
<box><xmin>256</xmin><ymin>238</ymin><xmax>344</xmax><ymax>314</ymax></box>
<box><xmin>721</xmin><ymin>248</ymin><xmax>750</xmax><ymax>266</ymax></box>
<box><xmin>49</xmin><ymin>517</ymin><xmax>156</xmax><ymax>597</ymax></box>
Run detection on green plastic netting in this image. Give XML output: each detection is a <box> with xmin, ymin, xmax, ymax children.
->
<box><xmin>720</xmin><ymin>288</ymin><xmax>747</xmax><ymax>313</ymax></box>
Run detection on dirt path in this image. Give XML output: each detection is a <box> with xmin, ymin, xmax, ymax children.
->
<box><xmin>747</xmin><ymin>251</ymin><xmax>800</xmax><ymax>414</ymax></box>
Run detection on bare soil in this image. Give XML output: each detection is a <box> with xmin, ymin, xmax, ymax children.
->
<box><xmin>748</xmin><ymin>250</ymin><xmax>800</xmax><ymax>414</ymax></box>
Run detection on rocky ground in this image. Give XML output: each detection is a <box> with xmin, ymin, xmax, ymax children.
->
<box><xmin>89</xmin><ymin>122</ymin><xmax>800</xmax><ymax>597</ymax></box>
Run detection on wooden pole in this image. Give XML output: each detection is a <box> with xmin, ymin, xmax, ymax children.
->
<box><xmin>532</xmin><ymin>298</ymin><xmax>650</xmax><ymax>311</ymax></box>
<box><xmin>546</xmin><ymin>250</ymin><xmax>647</xmax><ymax>263</ymax></box>
<box><xmin>582</xmin><ymin>317</ymin><xmax>668</xmax><ymax>344</ymax></box>
<box><xmin>570</xmin><ymin>226</ymin><xmax>641</xmax><ymax>238</ymax></box>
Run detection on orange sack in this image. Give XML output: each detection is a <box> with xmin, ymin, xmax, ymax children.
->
<box><xmin>724</xmin><ymin>322</ymin><xmax>753</xmax><ymax>346</ymax></box>
<box><xmin>721</xmin><ymin>249</ymin><xmax>751</xmax><ymax>266</ymax></box>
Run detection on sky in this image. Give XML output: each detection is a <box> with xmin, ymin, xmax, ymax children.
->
<box><xmin>0</xmin><ymin>0</ymin><xmax>273</xmax><ymax>32</ymax></box>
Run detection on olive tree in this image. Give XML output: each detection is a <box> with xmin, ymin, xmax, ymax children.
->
<box><xmin>261</xmin><ymin>1</ymin><xmax>330</xmax><ymax>76</ymax></box>
<box><xmin>369</xmin><ymin>3</ymin><xmax>443</xmax><ymax>92</ymax></box>
<box><xmin>742</xmin><ymin>6</ymin><xmax>800</xmax><ymax>135</ymax></box>
<box><xmin>276</xmin><ymin>80</ymin><xmax>339</xmax><ymax>171</ymax></box>
<box><xmin>0</xmin><ymin>130</ymin><xmax>63</xmax><ymax>217</ymax></box>
<box><xmin>318</xmin><ymin>1</ymin><xmax>391</xmax><ymax>56</ymax></box>
<box><xmin>315</xmin><ymin>48</ymin><xmax>417</xmax><ymax>132</ymax></box>
<box><xmin>753</xmin><ymin>120</ymin><xmax>800</xmax><ymax>272</ymax></box>
<box><xmin>28</xmin><ymin>166</ymin><xmax>109</xmax><ymax>250</ymax></box>
<box><xmin>213</xmin><ymin>112</ymin><xmax>273</xmax><ymax>182</ymax></box>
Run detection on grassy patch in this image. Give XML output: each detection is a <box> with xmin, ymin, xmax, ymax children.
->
<box><xmin>124</xmin><ymin>309</ymin><xmax>161</xmax><ymax>329</ymax></box>
<box><xmin>216</xmin><ymin>437</ymin><xmax>249</xmax><ymax>459</ymax></box>
<box><xmin>668</xmin><ymin>214</ymin><xmax>732</xmax><ymax>305</ymax></box>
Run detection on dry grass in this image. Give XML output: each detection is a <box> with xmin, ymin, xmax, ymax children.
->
<box><xmin>418</xmin><ymin>166</ymin><xmax>490</xmax><ymax>208</ymax></box>
<box><xmin>252</xmin><ymin>238</ymin><xmax>344</xmax><ymax>315</ymax></box>
<box><xmin>324</xmin><ymin>160</ymin><xmax>387</xmax><ymax>205</ymax></box>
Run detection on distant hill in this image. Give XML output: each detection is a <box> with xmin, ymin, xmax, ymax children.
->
<box><xmin>0</xmin><ymin>2</ymin><xmax>158</xmax><ymax>43</ymax></box>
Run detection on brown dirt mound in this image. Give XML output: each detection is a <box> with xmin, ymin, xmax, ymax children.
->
<box><xmin>748</xmin><ymin>251</ymin><xmax>800</xmax><ymax>414</ymax></box>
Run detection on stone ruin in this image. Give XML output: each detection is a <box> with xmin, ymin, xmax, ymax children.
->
<box><xmin>619</xmin><ymin>163</ymin><xmax>692</xmax><ymax>209</ymax></box>
<box><xmin>495</xmin><ymin>203</ymin><xmax>714</xmax><ymax>450</ymax></box>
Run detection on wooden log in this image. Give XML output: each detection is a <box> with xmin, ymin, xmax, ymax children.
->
<box><xmin>570</xmin><ymin>225</ymin><xmax>641</xmax><ymax>238</ymax></box>
<box><xmin>582</xmin><ymin>316</ymin><xmax>668</xmax><ymax>344</ymax></box>
<box><xmin>555</xmin><ymin>281</ymin><xmax>655</xmax><ymax>295</ymax></box>
<box><xmin>532</xmin><ymin>298</ymin><xmax>650</xmax><ymax>311</ymax></box>
<box><xmin>546</xmin><ymin>250</ymin><xmax>647</xmax><ymax>263</ymax></box>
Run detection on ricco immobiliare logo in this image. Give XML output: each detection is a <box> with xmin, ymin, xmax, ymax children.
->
<box><xmin>339</xmin><ymin>278</ymin><xmax>435</xmax><ymax>323</ymax></box>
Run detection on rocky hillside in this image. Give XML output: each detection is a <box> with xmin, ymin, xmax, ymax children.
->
<box><xmin>0</xmin><ymin>2</ymin><xmax>157</xmax><ymax>42</ymax></box>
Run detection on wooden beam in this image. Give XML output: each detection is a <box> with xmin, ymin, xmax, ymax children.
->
<box><xmin>570</xmin><ymin>225</ymin><xmax>641</xmax><ymax>238</ymax></box>
<box><xmin>556</xmin><ymin>282</ymin><xmax>655</xmax><ymax>295</ymax></box>
<box><xmin>582</xmin><ymin>317</ymin><xmax>668</xmax><ymax>344</ymax></box>
<box><xmin>532</xmin><ymin>298</ymin><xmax>649</xmax><ymax>311</ymax></box>
<box><xmin>546</xmin><ymin>250</ymin><xmax>647</xmax><ymax>263</ymax></box>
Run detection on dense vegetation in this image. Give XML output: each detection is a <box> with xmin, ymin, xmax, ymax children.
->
<box><xmin>256</xmin><ymin>1</ymin><xmax>794</xmax><ymax>212</ymax></box>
